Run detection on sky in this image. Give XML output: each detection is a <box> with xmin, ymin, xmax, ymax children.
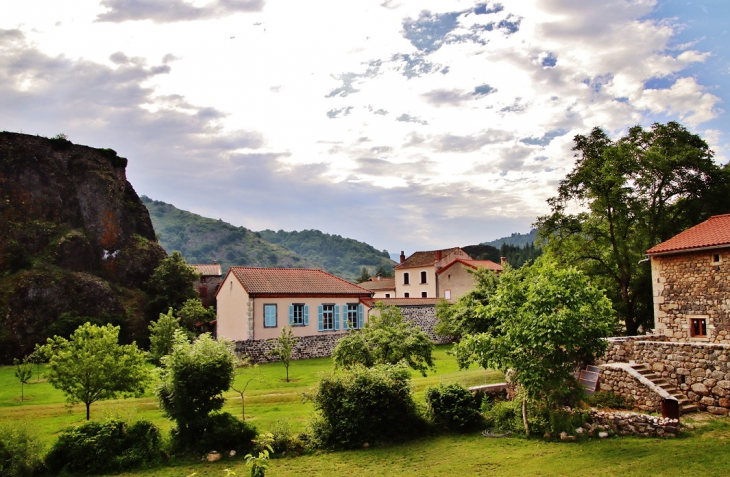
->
<box><xmin>2</xmin><ymin>1</ymin><xmax>728</xmax><ymax>257</ymax></box>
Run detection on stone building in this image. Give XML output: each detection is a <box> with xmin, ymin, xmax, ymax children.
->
<box><xmin>190</xmin><ymin>263</ymin><xmax>222</xmax><ymax>308</ymax></box>
<box><xmin>647</xmin><ymin>214</ymin><xmax>730</xmax><ymax>343</ymax></box>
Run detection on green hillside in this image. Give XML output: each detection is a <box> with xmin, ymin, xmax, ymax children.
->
<box><xmin>259</xmin><ymin>229</ymin><xmax>396</xmax><ymax>281</ymax></box>
<box><xmin>142</xmin><ymin>197</ymin><xmax>316</xmax><ymax>274</ymax></box>
<box><xmin>484</xmin><ymin>229</ymin><xmax>539</xmax><ymax>248</ymax></box>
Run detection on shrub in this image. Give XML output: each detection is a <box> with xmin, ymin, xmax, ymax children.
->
<box><xmin>483</xmin><ymin>399</ymin><xmax>523</xmax><ymax>432</ymax></box>
<box><xmin>269</xmin><ymin>418</ymin><xmax>302</xmax><ymax>454</ymax></box>
<box><xmin>483</xmin><ymin>400</ymin><xmax>588</xmax><ymax>437</ymax></box>
<box><xmin>306</xmin><ymin>363</ymin><xmax>428</xmax><ymax>449</ymax></box>
<box><xmin>45</xmin><ymin>419</ymin><xmax>163</xmax><ymax>474</ymax></box>
<box><xmin>0</xmin><ymin>424</ymin><xmax>45</xmax><ymax>477</ymax></box>
<box><xmin>172</xmin><ymin>412</ymin><xmax>257</xmax><ymax>455</ymax></box>
<box><xmin>588</xmin><ymin>391</ymin><xmax>634</xmax><ymax>410</ymax></box>
<box><xmin>425</xmin><ymin>383</ymin><xmax>482</xmax><ymax>431</ymax></box>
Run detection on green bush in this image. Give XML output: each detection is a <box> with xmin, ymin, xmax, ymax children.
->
<box><xmin>306</xmin><ymin>363</ymin><xmax>428</xmax><ymax>449</ymax></box>
<box><xmin>45</xmin><ymin>419</ymin><xmax>163</xmax><ymax>474</ymax></box>
<box><xmin>588</xmin><ymin>391</ymin><xmax>634</xmax><ymax>410</ymax></box>
<box><xmin>483</xmin><ymin>400</ymin><xmax>588</xmax><ymax>437</ymax></box>
<box><xmin>0</xmin><ymin>424</ymin><xmax>45</xmax><ymax>477</ymax></box>
<box><xmin>171</xmin><ymin>412</ymin><xmax>257</xmax><ymax>455</ymax></box>
<box><xmin>483</xmin><ymin>399</ymin><xmax>523</xmax><ymax>432</ymax></box>
<box><xmin>270</xmin><ymin>418</ymin><xmax>302</xmax><ymax>454</ymax></box>
<box><xmin>425</xmin><ymin>383</ymin><xmax>482</xmax><ymax>431</ymax></box>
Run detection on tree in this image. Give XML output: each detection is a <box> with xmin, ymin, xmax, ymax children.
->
<box><xmin>176</xmin><ymin>298</ymin><xmax>216</xmax><ymax>333</ymax></box>
<box><xmin>156</xmin><ymin>332</ymin><xmax>237</xmax><ymax>445</ymax></box>
<box><xmin>231</xmin><ymin>356</ymin><xmax>265</xmax><ymax>420</ymax></box>
<box><xmin>41</xmin><ymin>323</ymin><xmax>149</xmax><ymax>420</ymax></box>
<box><xmin>332</xmin><ymin>302</ymin><xmax>435</xmax><ymax>376</ymax></box>
<box><xmin>434</xmin><ymin>267</ymin><xmax>500</xmax><ymax>341</ymax></box>
<box><xmin>536</xmin><ymin>122</ymin><xmax>728</xmax><ymax>334</ymax></box>
<box><xmin>374</xmin><ymin>264</ymin><xmax>394</xmax><ymax>278</ymax></box>
<box><xmin>148</xmin><ymin>308</ymin><xmax>189</xmax><ymax>365</ymax></box>
<box><xmin>145</xmin><ymin>251</ymin><xmax>200</xmax><ymax>317</ymax></box>
<box><xmin>355</xmin><ymin>267</ymin><xmax>371</xmax><ymax>283</ymax></box>
<box><xmin>455</xmin><ymin>259</ymin><xmax>614</xmax><ymax>435</ymax></box>
<box><xmin>13</xmin><ymin>356</ymin><xmax>32</xmax><ymax>401</ymax></box>
<box><xmin>268</xmin><ymin>326</ymin><xmax>298</xmax><ymax>382</ymax></box>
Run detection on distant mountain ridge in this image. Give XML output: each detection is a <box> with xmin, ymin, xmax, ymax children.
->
<box><xmin>142</xmin><ymin>197</ymin><xmax>396</xmax><ymax>281</ymax></box>
<box><xmin>483</xmin><ymin>229</ymin><xmax>538</xmax><ymax>248</ymax></box>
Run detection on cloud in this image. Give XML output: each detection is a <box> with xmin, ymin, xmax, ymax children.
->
<box><xmin>635</xmin><ymin>77</ymin><xmax>721</xmax><ymax>127</ymax></box>
<box><xmin>327</xmin><ymin>107</ymin><xmax>354</xmax><ymax>119</ymax></box>
<box><xmin>396</xmin><ymin>113</ymin><xmax>428</xmax><ymax>125</ymax></box>
<box><xmin>402</xmin><ymin>10</ymin><xmax>462</xmax><ymax>53</ymax></box>
<box><xmin>390</xmin><ymin>53</ymin><xmax>447</xmax><ymax>79</ymax></box>
<box><xmin>431</xmin><ymin>130</ymin><xmax>514</xmax><ymax>153</ymax></box>
<box><xmin>97</xmin><ymin>0</ymin><xmax>264</xmax><ymax>23</ymax></box>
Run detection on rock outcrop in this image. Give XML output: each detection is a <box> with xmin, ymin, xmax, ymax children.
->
<box><xmin>0</xmin><ymin>132</ymin><xmax>166</xmax><ymax>362</ymax></box>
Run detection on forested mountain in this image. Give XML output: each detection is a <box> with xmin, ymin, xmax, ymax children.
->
<box><xmin>142</xmin><ymin>197</ymin><xmax>316</xmax><ymax>274</ymax></box>
<box><xmin>484</xmin><ymin>229</ymin><xmax>539</xmax><ymax>248</ymax></box>
<box><xmin>462</xmin><ymin>242</ymin><xmax>541</xmax><ymax>269</ymax></box>
<box><xmin>258</xmin><ymin>229</ymin><xmax>396</xmax><ymax>281</ymax></box>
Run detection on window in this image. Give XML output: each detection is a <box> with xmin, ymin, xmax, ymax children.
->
<box><xmin>264</xmin><ymin>304</ymin><xmax>277</xmax><ymax>328</ymax></box>
<box><xmin>403</xmin><ymin>272</ymin><xmax>410</xmax><ymax>285</ymax></box>
<box><xmin>690</xmin><ymin>318</ymin><xmax>707</xmax><ymax>338</ymax></box>
<box><xmin>420</xmin><ymin>271</ymin><xmax>427</xmax><ymax>284</ymax></box>
<box><xmin>404</xmin><ymin>292</ymin><xmax>410</xmax><ymax>298</ymax></box>
<box><xmin>200</xmin><ymin>277</ymin><xmax>207</xmax><ymax>284</ymax></box>
<box><xmin>385</xmin><ymin>293</ymin><xmax>391</xmax><ymax>298</ymax></box>
<box><xmin>445</xmin><ymin>289</ymin><xmax>451</xmax><ymax>300</ymax></box>
<box><xmin>345</xmin><ymin>304</ymin><xmax>363</xmax><ymax>329</ymax></box>
<box><xmin>318</xmin><ymin>304</ymin><xmax>339</xmax><ymax>331</ymax></box>
<box><xmin>713</xmin><ymin>253</ymin><xmax>721</xmax><ymax>264</ymax></box>
<box><xmin>290</xmin><ymin>304</ymin><xmax>309</xmax><ymax>326</ymax></box>
<box><xmin>421</xmin><ymin>291</ymin><xmax>427</xmax><ymax>298</ymax></box>
<box><xmin>198</xmin><ymin>286</ymin><xmax>208</xmax><ymax>298</ymax></box>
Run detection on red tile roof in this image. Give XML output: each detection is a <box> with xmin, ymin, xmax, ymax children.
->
<box><xmin>228</xmin><ymin>267</ymin><xmax>372</xmax><ymax>296</ymax></box>
<box><xmin>190</xmin><ymin>263</ymin><xmax>222</xmax><ymax>276</ymax></box>
<box><xmin>395</xmin><ymin>247</ymin><xmax>465</xmax><ymax>269</ymax></box>
<box><xmin>647</xmin><ymin>214</ymin><xmax>730</xmax><ymax>255</ymax></box>
<box><xmin>362</xmin><ymin>297</ymin><xmax>440</xmax><ymax>307</ymax></box>
<box><xmin>436</xmin><ymin>258</ymin><xmax>502</xmax><ymax>274</ymax></box>
<box><xmin>357</xmin><ymin>277</ymin><xmax>396</xmax><ymax>291</ymax></box>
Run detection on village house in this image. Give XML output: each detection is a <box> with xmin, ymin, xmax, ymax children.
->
<box><xmin>190</xmin><ymin>263</ymin><xmax>222</xmax><ymax>308</ymax></box>
<box><xmin>216</xmin><ymin>267</ymin><xmax>373</xmax><ymax>343</ymax></box>
<box><xmin>647</xmin><ymin>213</ymin><xmax>730</xmax><ymax>343</ymax></box>
<box><xmin>357</xmin><ymin>276</ymin><xmax>396</xmax><ymax>298</ymax></box>
<box><xmin>435</xmin><ymin>257</ymin><xmax>504</xmax><ymax>301</ymax></box>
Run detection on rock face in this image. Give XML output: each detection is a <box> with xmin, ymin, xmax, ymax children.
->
<box><xmin>0</xmin><ymin>132</ymin><xmax>166</xmax><ymax>362</ymax></box>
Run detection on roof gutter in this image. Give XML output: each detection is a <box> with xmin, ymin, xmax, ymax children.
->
<box><xmin>646</xmin><ymin>243</ymin><xmax>730</xmax><ymax>257</ymax></box>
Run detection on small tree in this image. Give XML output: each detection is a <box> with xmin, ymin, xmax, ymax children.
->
<box><xmin>41</xmin><ymin>323</ymin><xmax>150</xmax><ymax>420</ymax></box>
<box><xmin>434</xmin><ymin>267</ymin><xmax>500</xmax><ymax>341</ymax></box>
<box><xmin>148</xmin><ymin>308</ymin><xmax>189</xmax><ymax>365</ymax></box>
<box><xmin>177</xmin><ymin>298</ymin><xmax>216</xmax><ymax>333</ymax></box>
<box><xmin>268</xmin><ymin>327</ymin><xmax>298</xmax><ymax>382</ymax></box>
<box><xmin>356</xmin><ymin>267</ymin><xmax>371</xmax><ymax>283</ymax></box>
<box><xmin>231</xmin><ymin>356</ymin><xmax>265</xmax><ymax>420</ymax></box>
<box><xmin>333</xmin><ymin>302</ymin><xmax>435</xmax><ymax>376</ymax></box>
<box><xmin>13</xmin><ymin>357</ymin><xmax>32</xmax><ymax>401</ymax></box>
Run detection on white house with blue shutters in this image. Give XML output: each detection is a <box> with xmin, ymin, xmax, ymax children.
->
<box><xmin>216</xmin><ymin>267</ymin><xmax>373</xmax><ymax>342</ymax></box>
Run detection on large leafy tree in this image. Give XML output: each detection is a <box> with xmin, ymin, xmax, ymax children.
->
<box><xmin>145</xmin><ymin>251</ymin><xmax>200</xmax><ymax>317</ymax></box>
<box><xmin>536</xmin><ymin>122</ymin><xmax>728</xmax><ymax>334</ymax></box>
<box><xmin>41</xmin><ymin>323</ymin><xmax>149</xmax><ymax>419</ymax></box>
<box><xmin>332</xmin><ymin>302</ymin><xmax>435</xmax><ymax>376</ymax></box>
<box><xmin>455</xmin><ymin>259</ymin><xmax>614</xmax><ymax>434</ymax></box>
<box><xmin>434</xmin><ymin>267</ymin><xmax>500</xmax><ymax>341</ymax></box>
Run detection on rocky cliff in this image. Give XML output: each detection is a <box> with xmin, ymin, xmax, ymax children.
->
<box><xmin>0</xmin><ymin>132</ymin><xmax>166</xmax><ymax>362</ymax></box>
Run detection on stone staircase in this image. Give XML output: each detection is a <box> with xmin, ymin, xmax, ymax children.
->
<box><xmin>630</xmin><ymin>363</ymin><xmax>699</xmax><ymax>414</ymax></box>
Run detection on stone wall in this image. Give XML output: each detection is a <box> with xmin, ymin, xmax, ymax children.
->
<box><xmin>400</xmin><ymin>304</ymin><xmax>450</xmax><ymax>344</ymax></box>
<box><xmin>588</xmin><ymin>410</ymin><xmax>679</xmax><ymax>438</ymax></box>
<box><xmin>597</xmin><ymin>364</ymin><xmax>671</xmax><ymax>413</ymax></box>
<box><xmin>597</xmin><ymin>335</ymin><xmax>665</xmax><ymax>364</ymax></box>
<box><xmin>651</xmin><ymin>248</ymin><xmax>730</xmax><ymax>343</ymax></box>
<box><xmin>234</xmin><ymin>333</ymin><xmax>345</xmax><ymax>363</ymax></box>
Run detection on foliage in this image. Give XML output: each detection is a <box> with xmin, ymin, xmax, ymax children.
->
<box><xmin>176</xmin><ymin>297</ymin><xmax>216</xmax><ymax>332</ymax></box>
<box><xmin>41</xmin><ymin>322</ymin><xmax>150</xmax><ymax>420</ymax></box>
<box><xmin>425</xmin><ymin>383</ymin><xmax>482</xmax><ymax>431</ymax></box>
<box><xmin>0</xmin><ymin>423</ymin><xmax>45</xmax><ymax>477</ymax></box>
<box><xmin>461</xmin><ymin>243</ymin><xmax>501</xmax><ymax>262</ymax></box>
<box><xmin>455</xmin><ymin>259</ymin><xmax>614</xmax><ymax>433</ymax></box>
<box><xmin>536</xmin><ymin>122</ymin><xmax>729</xmax><ymax>334</ymax></box>
<box><xmin>374</xmin><ymin>264</ymin><xmax>394</xmax><ymax>278</ymax></box>
<box><xmin>148</xmin><ymin>308</ymin><xmax>190</xmax><ymax>365</ymax></box>
<box><xmin>268</xmin><ymin>326</ymin><xmax>298</xmax><ymax>382</ymax></box>
<box><xmin>499</xmin><ymin>242</ymin><xmax>542</xmax><ymax>268</ymax></box>
<box><xmin>269</xmin><ymin>419</ymin><xmax>301</xmax><ymax>454</ymax></box>
<box><xmin>356</xmin><ymin>267</ymin><xmax>371</xmax><ymax>283</ymax></box>
<box><xmin>482</xmin><ymin>399</ymin><xmax>588</xmax><ymax>437</ymax></box>
<box><xmin>44</xmin><ymin>419</ymin><xmax>163</xmax><ymax>474</ymax></box>
<box><xmin>13</xmin><ymin>356</ymin><xmax>32</xmax><ymax>401</ymax></box>
<box><xmin>333</xmin><ymin>302</ymin><xmax>435</xmax><ymax>376</ymax></box>
<box><xmin>483</xmin><ymin>229</ymin><xmax>539</xmax><ymax>249</ymax></box>
<box><xmin>188</xmin><ymin>412</ymin><xmax>257</xmax><ymax>455</ymax></box>
<box><xmin>434</xmin><ymin>267</ymin><xmax>500</xmax><ymax>341</ymax></box>
<box><xmin>145</xmin><ymin>251</ymin><xmax>200</xmax><ymax>318</ymax></box>
<box><xmin>588</xmin><ymin>391</ymin><xmax>634</xmax><ymax>410</ymax></box>
<box><xmin>156</xmin><ymin>332</ymin><xmax>240</xmax><ymax>451</ymax></box>
<box><xmin>245</xmin><ymin>433</ymin><xmax>273</xmax><ymax>477</ymax></box>
<box><xmin>306</xmin><ymin>363</ymin><xmax>427</xmax><ymax>449</ymax></box>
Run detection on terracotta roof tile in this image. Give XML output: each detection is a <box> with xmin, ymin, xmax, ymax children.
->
<box><xmin>395</xmin><ymin>247</ymin><xmax>463</xmax><ymax>269</ymax></box>
<box><xmin>190</xmin><ymin>263</ymin><xmax>222</xmax><ymax>276</ymax></box>
<box><xmin>436</xmin><ymin>258</ymin><xmax>502</xmax><ymax>274</ymax></box>
<box><xmin>229</xmin><ymin>267</ymin><xmax>372</xmax><ymax>295</ymax></box>
<box><xmin>647</xmin><ymin>214</ymin><xmax>730</xmax><ymax>255</ymax></box>
<box><xmin>357</xmin><ymin>278</ymin><xmax>396</xmax><ymax>291</ymax></box>
<box><xmin>362</xmin><ymin>297</ymin><xmax>440</xmax><ymax>307</ymax></box>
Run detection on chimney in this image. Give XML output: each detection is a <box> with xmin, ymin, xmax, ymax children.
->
<box><xmin>436</xmin><ymin>250</ymin><xmax>442</xmax><ymax>261</ymax></box>
<box><xmin>500</xmin><ymin>256</ymin><xmax>507</xmax><ymax>267</ymax></box>
<box><xmin>400</xmin><ymin>251</ymin><xmax>406</xmax><ymax>263</ymax></box>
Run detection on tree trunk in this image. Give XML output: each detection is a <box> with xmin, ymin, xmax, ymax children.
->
<box><xmin>86</xmin><ymin>402</ymin><xmax>91</xmax><ymax>420</ymax></box>
<box><xmin>241</xmin><ymin>393</ymin><xmax>246</xmax><ymax>421</ymax></box>
<box><xmin>522</xmin><ymin>398</ymin><xmax>529</xmax><ymax>436</ymax></box>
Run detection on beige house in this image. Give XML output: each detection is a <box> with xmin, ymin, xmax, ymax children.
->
<box><xmin>216</xmin><ymin>267</ymin><xmax>373</xmax><ymax>341</ymax></box>
<box><xmin>647</xmin><ymin>214</ymin><xmax>730</xmax><ymax>343</ymax></box>
<box><xmin>357</xmin><ymin>276</ymin><xmax>396</xmax><ymax>298</ymax></box>
<box><xmin>436</xmin><ymin>258</ymin><xmax>503</xmax><ymax>301</ymax></box>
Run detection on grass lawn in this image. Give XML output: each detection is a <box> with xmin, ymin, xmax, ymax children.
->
<box><xmin>3</xmin><ymin>345</ymin><xmax>730</xmax><ymax>476</ymax></box>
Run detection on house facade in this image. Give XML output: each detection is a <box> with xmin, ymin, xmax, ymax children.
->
<box><xmin>436</xmin><ymin>258</ymin><xmax>503</xmax><ymax>301</ymax></box>
<box><xmin>190</xmin><ymin>263</ymin><xmax>222</xmax><ymax>308</ymax></box>
<box><xmin>357</xmin><ymin>276</ymin><xmax>396</xmax><ymax>298</ymax></box>
<box><xmin>647</xmin><ymin>214</ymin><xmax>730</xmax><ymax>343</ymax></box>
<box><xmin>216</xmin><ymin>267</ymin><xmax>373</xmax><ymax>342</ymax></box>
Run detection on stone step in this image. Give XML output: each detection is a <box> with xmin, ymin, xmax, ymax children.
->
<box><xmin>681</xmin><ymin>404</ymin><xmax>699</xmax><ymax>414</ymax></box>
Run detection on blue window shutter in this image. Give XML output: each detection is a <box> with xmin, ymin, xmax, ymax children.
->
<box><xmin>343</xmin><ymin>306</ymin><xmax>349</xmax><ymax>330</ymax></box>
<box><xmin>304</xmin><ymin>305</ymin><xmax>310</xmax><ymax>326</ymax></box>
<box><xmin>289</xmin><ymin>305</ymin><xmax>294</xmax><ymax>325</ymax></box>
<box><xmin>317</xmin><ymin>305</ymin><xmax>323</xmax><ymax>332</ymax></box>
<box><xmin>358</xmin><ymin>304</ymin><xmax>364</xmax><ymax>329</ymax></box>
<box><xmin>334</xmin><ymin>305</ymin><xmax>340</xmax><ymax>330</ymax></box>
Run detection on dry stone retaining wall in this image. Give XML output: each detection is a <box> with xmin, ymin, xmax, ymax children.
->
<box><xmin>597</xmin><ymin>335</ymin><xmax>665</xmax><ymax>364</ymax></box>
<box><xmin>597</xmin><ymin>364</ymin><xmax>668</xmax><ymax>413</ymax></box>
<box><xmin>234</xmin><ymin>333</ymin><xmax>345</xmax><ymax>363</ymax></box>
<box><xmin>399</xmin><ymin>304</ymin><xmax>450</xmax><ymax>344</ymax></box>
<box><xmin>588</xmin><ymin>410</ymin><xmax>679</xmax><ymax>438</ymax></box>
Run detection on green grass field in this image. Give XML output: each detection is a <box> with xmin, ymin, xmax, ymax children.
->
<box><xmin>3</xmin><ymin>345</ymin><xmax>730</xmax><ymax>476</ymax></box>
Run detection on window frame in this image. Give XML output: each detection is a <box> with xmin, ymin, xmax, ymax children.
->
<box><xmin>345</xmin><ymin>303</ymin><xmax>361</xmax><ymax>330</ymax></box>
<box><xmin>404</xmin><ymin>292</ymin><xmax>410</xmax><ymax>298</ymax></box>
<box><xmin>291</xmin><ymin>303</ymin><xmax>307</xmax><ymax>326</ymax></box>
<box><xmin>264</xmin><ymin>304</ymin><xmax>277</xmax><ymax>328</ymax></box>
<box><xmin>321</xmin><ymin>304</ymin><xmax>335</xmax><ymax>331</ymax></box>
<box><xmin>689</xmin><ymin>316</ymin><xmax>708</xmax><ymax>338</ymax></box>
<box><xmin>420</xmin><ymin>270</ymin><xmax>428</xmax><ymax>284</ymax></box>
<box><xmin>403</xmin><ymin>272</ymin><xmax>410</xmax><ymax>285</ymax></box>
<box><xmin>421</xmin><ymin>291</ymin><xmax>427</xmax><ymax>298</ymax></box>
